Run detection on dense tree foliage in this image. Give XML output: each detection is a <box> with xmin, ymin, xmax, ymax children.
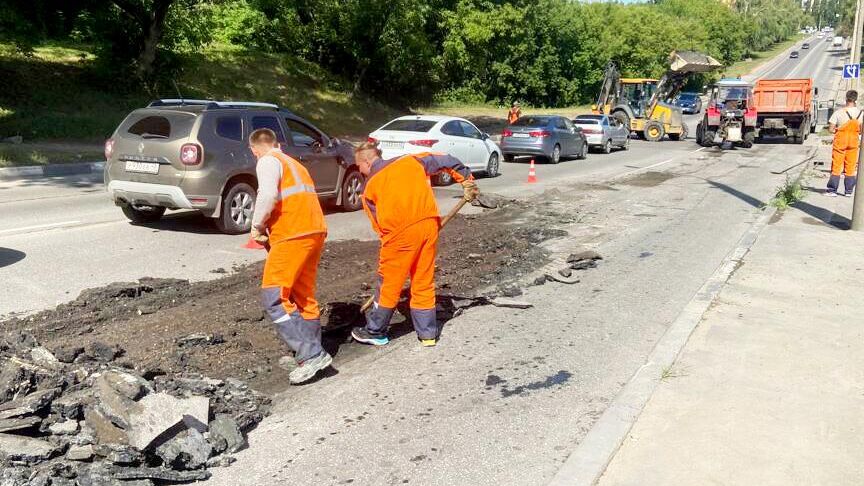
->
<box><xmin>0</xmin><ymin>0</ymin><xmax>807</xmax><ymax>106</ymax></box>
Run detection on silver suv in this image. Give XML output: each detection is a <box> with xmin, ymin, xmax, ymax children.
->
<box><xmin>105</xmin><ymin>99</ymin><xmax>363</xmax><ymax>234</ymax></box>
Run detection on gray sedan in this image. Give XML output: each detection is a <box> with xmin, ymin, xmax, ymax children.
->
<box><xmin>501</xmin><ymin>115</ymin><xmax>588</xmax><ymax>164</ymax></box>
<box><xmin>572</xmin><ymin>114</ymin><xmax>630</xmax><ymax>154</ymax></box>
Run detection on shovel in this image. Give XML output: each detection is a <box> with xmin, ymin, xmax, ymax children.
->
<box><xmin>358</xmin><ymin>193</ymin><xmax>497</xmax><ymax>314</ymax></box>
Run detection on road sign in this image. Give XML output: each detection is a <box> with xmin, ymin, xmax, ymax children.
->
<box><xmin>844</xmin><ymin>63</ymin><xmax>860</xmax><ymax>79</ymax></box>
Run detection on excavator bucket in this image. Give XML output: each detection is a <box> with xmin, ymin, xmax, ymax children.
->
<box><xmin>668</xmin><ymin>51</ymin><xmax>723</xmax><ymax>74</ymax></box>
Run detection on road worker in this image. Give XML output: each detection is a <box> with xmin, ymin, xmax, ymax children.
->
<box><xmin>249</xmin><ymin>128</ymin><xmax>332</xmax><ymax>384</ymax></box>
<box><xmin>827</xmin><ymin>90</ymin><xmax>862</xmax><ymax>197</ymax></box>
<box><xmin>507</xmin><ymin>101</ymin><xmax>522</xmax><ymax>125</ymax></box>
<box><xmin>350</xmin><ymin>143</ymin><xmax>479</xmax><ymax>347</ymax></box>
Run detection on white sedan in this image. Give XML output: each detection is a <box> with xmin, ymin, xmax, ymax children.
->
<box><xmin>367</xmin><ymin>115</ymin><xmax>502</xmax><ymax>185</ymax></box>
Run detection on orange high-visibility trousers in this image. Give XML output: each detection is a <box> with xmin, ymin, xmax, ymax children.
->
<box><xmin>376</xmin><ymin>218</ymin><xmax>439</xmax><ymax>311</ymax></box>
<box><xmin>261</xmin><ymin>233</ymin><xmax>325</xmax><ymax>321</ymax></box>
<box><xmin>832</xmin><ymin>130</ymin><xmax>859</xmax><ymax>177</ymax></box>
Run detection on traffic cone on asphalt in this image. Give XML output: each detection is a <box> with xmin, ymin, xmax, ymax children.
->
<box><xmin>527</xmin><ymin>159</ymin><xmax>538</xmax><ymax>183</ymax></box>
<box><xmin>243</xmin><ymin>237</ymin><xmax>266</xmax><ymax>250</ymax></box>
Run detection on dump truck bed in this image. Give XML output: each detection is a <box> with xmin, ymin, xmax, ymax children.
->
<box><xmin>752</xmin><ymin>79</ymin><xmax>813</xmax><ymax>115</ymax></box>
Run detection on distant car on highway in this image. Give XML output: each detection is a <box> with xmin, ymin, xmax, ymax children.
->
<box><xmin>500</xmin><ymin>115</ymin><xmax>588</xmax><ymax>164</ymax></box>
<box><xmin>789</xmin><ymin>50</ymin><xmax>799</xmax><ymax>59</ymax></box>
<box><xmin>833</xmin><ymin>36</ymin><xmax>844</xmax><ymax>47</ymax></box>
<box><xmin>367</xmin><ymin>115</ymin><xmax>502</xmax><ymax>185</ymax></box>
<box><xmin>105</xmin><ymin>99</ymin><xmax>363</xmax><ymax>234</ymax></box>
<box><xmin>673</xmin><ymin>92</ymin><xmax>703</xmax><ymax>114</ymax></box>
<box><xmin>802</xmin><ymin>42</ymin><xmax>810</xmax><ymax>49</ymax></box>
<box><xmin>571</xmin><ymin>114</ymin><xmax>629</xmax><ymax>154</ymax></box>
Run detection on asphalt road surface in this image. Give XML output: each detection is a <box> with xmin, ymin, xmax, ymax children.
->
<box><xmin>0</xmin><ymin>35</ymin><xmax>841</xmax><ymax>485</ymax></box>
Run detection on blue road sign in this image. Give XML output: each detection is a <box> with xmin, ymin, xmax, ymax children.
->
<box><xmin>843</xmin><ymin>63</ymin><xmax>860</xmax><ymax>79</ymax></box>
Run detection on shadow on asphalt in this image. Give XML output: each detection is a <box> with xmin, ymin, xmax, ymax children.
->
<box><xmin>0</xmin><ymin>248</ymin><xmax>26</xmax><ymax>268</ymax></box>
<box><xmin>793</xmin><ymin>198</ymin><xmax>851</xmax><ymax>229</ymax></box>
<box><xmin>705</xmin><ymin>179</ymin><xmax>765</xmax><ymax>208</ymax></box>
<box><xmin>0</xmin><ymin>173</ymin><xmax>103</xmax><ymax>191</ymax></box>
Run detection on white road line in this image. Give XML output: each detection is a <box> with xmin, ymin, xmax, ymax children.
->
<box><xmin>617</xmin><ymin>147</ymin><xmax>706</xmax><ymax>179</ymax></box>
<box><xmin>0</xmin><ymin>220</ymin><xmax>82</xmax><ymax>236</ymax></box>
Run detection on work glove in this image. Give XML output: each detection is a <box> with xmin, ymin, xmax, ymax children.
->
<box><xmin>251</xmin><ymin>226</ymin><xmax>269</xmax><ymax>244</ymax></box>
<box><xmin>461</xmin><ymin>179</ymin><xmax>479</xmax><ymax>202</ymax></box>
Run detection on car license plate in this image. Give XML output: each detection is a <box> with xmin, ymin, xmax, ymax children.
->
<box><xmin>379</xmin><ymin>141</ymin><xmax>404</xmax><ymax>149</ymax></box>
<box><xmin>512</xmin><ymin>133</ymin><xmax>530</xmax><ymax>138</ymax></box>
<box><xmin>125</xmin><ymin>161</ymin><xmax>159</xmax><ymax>174</ymax></box>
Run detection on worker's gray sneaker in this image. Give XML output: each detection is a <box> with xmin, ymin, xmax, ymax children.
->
<box><xmin>289</xmin><ymin>351</ymin><xmax>333</xmax><ymax>385</ymax></box>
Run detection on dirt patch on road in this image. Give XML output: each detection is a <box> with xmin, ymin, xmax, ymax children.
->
<box><xmin>617</xmin><ymin>170</ymin><xmax>677</xmax><ymax>188</ymax></box>
<box><xmin>2</xmin><ymin>200</ymin><xmax>562</xmax><ymax>396</ymax></box>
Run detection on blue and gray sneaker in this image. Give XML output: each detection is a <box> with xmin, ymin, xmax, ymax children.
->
<box><xmin>351</xmin><ymin>327</ymin><xmax>389</xmax><ymax>346</ymax></box>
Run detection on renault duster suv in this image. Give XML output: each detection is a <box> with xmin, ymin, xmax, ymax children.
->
<box><xmin>105</xmin><ymin>99</ymin><xmax>363</xmax><ymax>234</ymax></box>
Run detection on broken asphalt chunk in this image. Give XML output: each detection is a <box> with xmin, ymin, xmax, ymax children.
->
<box><xmin>566</xmin><ymin>250</ymin><xmax>603</xmax><ymax>263</ymax></box>
<box><xmin>208</xmin><ymin>415</ymin><xmax>246</xmax><ymax>453</ymax></box>
<box><xmin>112</xmin><ymin>466</ymin><xmax>211</xmax><ymax>482</ymax></box>
<box><xmin>126</xmin><ymin>393</ymin><xmax>208</xmax><ymax>450</ymax></box>
<box><xmin>175</xmin><ymin>333</ymin><xmax>224</xmax><ymax>348</ymax></box>
<box><xmin>0</xmin><ymin>387</ymin><xmax>60</xmax><ymax>419</ymax></box>
<box><xmin>155</xmin><ymin>428</ymin><xmax>212</xmax><ymax>470</ymax></box>
<box><xmin>0</xmin><ymin>433</ymin><xmax>58</xmax><ymax>464</ymax></box>
<box><xmin>489</xmin><ymin>298</ymin><xmax>534</xmax><ymax>309</ymax></box>
<box><xmin>0</xmin><ymin>415</ymin><xmax>41</xmax><ymax>433</ymax></box>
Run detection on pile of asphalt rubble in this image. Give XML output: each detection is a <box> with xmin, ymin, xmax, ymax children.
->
<box><xmin>0</xmin><ymin>331</ymin><xmax>270</xmax><ymax>486</ymax></box>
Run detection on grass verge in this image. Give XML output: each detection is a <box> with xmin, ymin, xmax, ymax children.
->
<box><xmin>0</xmin><ymin>143</ymin><xmax>104</xmax><ymax>168</ymax></box>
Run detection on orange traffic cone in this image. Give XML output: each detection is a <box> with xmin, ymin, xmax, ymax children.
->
<box><xmin>243</xmin><ymin>237</ymin><xmax>266</xmax><ymax>250</ymax></box>
<box><xmin>527</xmin><ymin>159</ymin><xmax>538</xmax><ymax>183</ymax></box>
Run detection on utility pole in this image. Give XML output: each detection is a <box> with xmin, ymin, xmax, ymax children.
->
<box><xmin>850</xmin><ymin>0</ymin><xmax>864</xmax><ymax>230</ymax></box>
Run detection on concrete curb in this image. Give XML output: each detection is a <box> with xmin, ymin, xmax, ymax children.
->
<box><xmin>546</xmin><ymin>203</ymin><xmax>779</xmax><ymax>486</ymax></box>
<box><xmin>0</xmin><ymin>161</ymin><xmax>104</xmax><ymax>180</ymax></box>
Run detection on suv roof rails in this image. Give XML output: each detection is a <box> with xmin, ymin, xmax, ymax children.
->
<box><xmin>147</xmin><ymin>99</ymin><xmax>281</xmax><ymax>110</ymax></box>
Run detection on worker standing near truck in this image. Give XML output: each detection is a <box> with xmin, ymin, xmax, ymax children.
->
<box><xmin>351</xmin><ymin>142</ymin><xmax>479</xmax><ymax>347</ymax></box>
<box><xmin>507</xmin><ymin>101</ymin><xmax>522</xmax><ymax>125</ymax></box>
<box><xmin>827</xmin><ymin>90</ymin><xmax>862</xmax><ymax>197</ymax></box>
<box><xmin>249</xmin><ymin>128</ymin><xmax>333</xmax><ymax>384</ymax></box>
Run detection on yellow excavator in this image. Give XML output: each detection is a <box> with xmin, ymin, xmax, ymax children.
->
<box><xmin>592</xmin><ymin>51</ymin><xmax>723</xmax><ymax>142</ymax></box>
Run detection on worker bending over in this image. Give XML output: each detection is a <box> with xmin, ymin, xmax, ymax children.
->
<box><xmin>507</xmin><ymin>101</ymin><xmax>522</xmax><ymax>125</ymax></box>
<box><xmin>249</xmin><ymin>128</ymin><xmax>332</xmax><ymax>384</ymax></box>
<box><xmin>827</xmin><ymin>90</ymin><xmax>862</xmax><ymax>197</ymax></box>
<box><xmin>351</xmin><ymin>143</ymin><xmax>479</xmax><ymax>347</ymax></box>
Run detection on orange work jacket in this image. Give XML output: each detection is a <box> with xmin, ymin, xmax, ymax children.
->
<box><xmin>362</xmin><ymin>152</ymin><xmax>471</xmax><ymax>243</ymax></box>
<box><xmin>266</xmin><ymin>149</ymin><xmax>327</xmax><ymax>244</ymax></box>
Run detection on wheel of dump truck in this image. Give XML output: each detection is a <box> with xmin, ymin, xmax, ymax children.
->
<box><xmin>742</xmin><ymin>130</ymin><xmax>755</xmax><ymax>148</ymax></box>
<box><xmin>644</xmin><ymin>122</ymin><xmax>665</xmax><ymax>142</ymax></box>
<box><xmin>700</xmin><ymin>130</ymin><xmax>716</xmax><ymax>147</ymax></box>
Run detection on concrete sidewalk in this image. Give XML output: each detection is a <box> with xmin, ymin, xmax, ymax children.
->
<box><xmin>596</xmin><ymin>186</ymin><xmax>864</xmax><ymax>485</ymax></box>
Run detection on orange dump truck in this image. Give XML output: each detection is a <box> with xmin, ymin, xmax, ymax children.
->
<box><xmin>752</xmin><ymin>78</ymin><xmax>818</xmax><ymax>144</ymax></box>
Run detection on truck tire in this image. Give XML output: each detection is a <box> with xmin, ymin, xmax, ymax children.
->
<box><xmin>700</xmin><ymin>129</ymin><xmax>716</xmax><ymax>147</ymax></box>
<box><xmin>742</xmin><ymin>129</ymin><xmax>755</xmax><ymax>148</ymax></box>
<box><xmin>214</xmin><ymin>182</ymin><xmax>256</xmax><ymax>234</ymax></box>
<box><xmin>644</xmin><ymin>121</ymin><xmax>665</xmax><ymax>142</ymax></box>
<box><xmin>121</xmin><ymin>204</ymin><xmax>165</xmax><ymax>224</ymax></box>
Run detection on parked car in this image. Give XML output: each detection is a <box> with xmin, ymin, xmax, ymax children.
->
<box><xmin>802</xmin><ymin>42</ymin><xmax>810</xmax><ymax>49</ymax></box>
<box><xmin>367</xmin><ymin>115</ymin><xmax>502</xmax><ymax>185</ymax></box>
<box><xmin>673</xmin><ymin>92</ymin><xmax>703</xmax><ymax>114</ymax></box>
<box><xmin>105</xmin><ymin>99</ymin><xmax>363</xmax><ymax>234</ymax></box>
<box><xmin>500</xmin><ymin>115</ymin><xmax>588</xmax><ymax>164</ymax></box>
<box><xmin>571</xmin><ymin>114</ymin><xmax>630</xmax><ymax>154</ymax></box>
<box><xmin>789</xmin><ymin>50</ymin><xmax>799</xmax><ymax>59</ymax></box>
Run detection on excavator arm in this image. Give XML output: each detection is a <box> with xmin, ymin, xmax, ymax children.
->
<box><xmin>593</xmin><ymin>62</ymin><xmax>621</xmax><ymax>114</ymax></box>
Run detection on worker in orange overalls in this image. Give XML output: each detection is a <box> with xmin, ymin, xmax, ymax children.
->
<box><xmin>249</xmin><ymin>128</ymin><xmax>332</xmax><ymax>384</ymax></box>
<box><xmin>827</xmin><ymin>90</ymin><xmax>862</xmax><ymax>196</ymax></box>
<box><xmin>350</xmin><ymin>143</ymin><xmax>478</xmax><ymax>347</ymax></box>
<box><xmin>507</xmin><ymin>101</ymin><xmax>522</xmax><ymax>125</ymax></box>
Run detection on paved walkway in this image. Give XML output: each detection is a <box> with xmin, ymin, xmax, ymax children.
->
<box><xmin>596</xmin><ymin>177</ymin><xmax>864</xmax><ymax>485</ymax></box>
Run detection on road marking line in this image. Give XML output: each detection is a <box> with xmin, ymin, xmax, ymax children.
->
<box><xmin>0</xmin><ymin>220</ymin><xmax>82</xmax><ymax>235</ymax></box>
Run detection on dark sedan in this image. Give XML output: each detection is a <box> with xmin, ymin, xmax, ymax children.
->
<box><xmin>673</xmin><ymin>92</ymin><xmax>703</xmax><ymax>114</ymax></box>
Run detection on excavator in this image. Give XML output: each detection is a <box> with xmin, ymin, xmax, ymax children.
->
<box><xmin>592</xmin><ymin>51</ymin><xmax>723</xmax><ymax>142</ymax></box>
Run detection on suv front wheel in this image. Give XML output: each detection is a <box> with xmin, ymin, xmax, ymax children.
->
<box><xmin>341</xmin><ymin>169</ymin><xmax>364</xmax><ymax>212</ymax></box>
<box><xmin>215</xmin><ymin>182</ymin><xmax>256</xmax><ymax>234</ymax></box>
<box><xmin>121</xmin><ymin>204</ymin><xmax>166</xmax><ymax>224</ymax></box>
